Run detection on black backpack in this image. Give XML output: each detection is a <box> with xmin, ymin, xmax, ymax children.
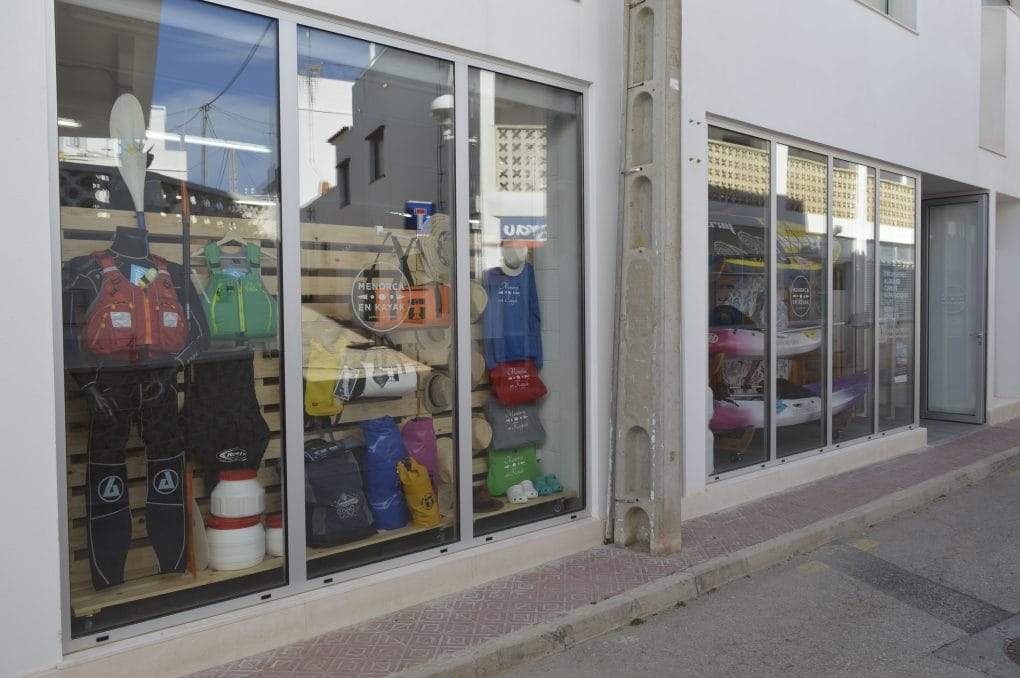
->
<box><xmin>304</xmin><ymin>436</ymin><xmax>376</xmax><ymax>548</ymax></box>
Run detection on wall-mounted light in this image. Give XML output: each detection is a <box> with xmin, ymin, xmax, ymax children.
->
<box><xmin>57</xmin><ymin>117</ymin><xmax>83</xmax><ymax>128</ymax></box>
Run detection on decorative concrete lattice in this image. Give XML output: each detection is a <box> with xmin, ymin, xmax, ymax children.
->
<box><xmin>707</xmin><ymin>139</ymin><xmax>769</xmax><ymax>207</ymax></box>
<box><xmin>786</xmin><ymin>155</ymin><xmax>827</xmax><ymax>216</ymax></box>
<box><xmin>879</xmin><ymin>178</ymin><xmax>916</xmax><ymax>229</ymax></box>
<box><xmin>832</xmin><ymin>167</ymin><xmax>862</xmax><ymax>221</ymax></box>
<box><xmin>496</xmin><ymin>125</ymin><xmax>546</xmax><ymax>192</ymax></box>
<box><xmin>709</xmin><ymin>140</ymin><xmax>914</xmax><ymax>230</ymax></box>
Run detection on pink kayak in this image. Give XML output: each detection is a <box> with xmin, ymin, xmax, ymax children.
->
<box><xmin>709</xmin><ymin>327</ymin><xmax>821</xmax><ymax>358</ymax></box>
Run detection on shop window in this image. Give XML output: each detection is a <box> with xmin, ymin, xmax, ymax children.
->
<box><xmin>707</xmin><ymin>125</ymin><xmax>917</xmax><ymax>477</ymax></box>
<box><xmin>832</xmin><ymin>160</ymin><xmax>876</xmax><ymax>441</ymax></box>
<box><xmin>707</xmin><ymin>127</ymin><xmax>772</xmax><ymax>473</ymax></box>
<box><xmin>297</xmin><ymin>28</ymin><xmax>457</xmax><ymax>577</ymax></box>
<box><xmin>878</xmin><ymin>171</ymin><xmax>916</xmax><ymax>430</ymax></box>
<box><xmin>775</xmin><ymin>144</ymin><xmax>828</xmax><ymax>458</ymax></box>
<box><xmin>55</xmin><ymin>0</ymin><xmax>284</xmax><ymax>638</ymax></box>
<box><xmin>468</xmin><ymin>69</ymin><xmax>585</xmax><ymax>534</ymax></box>
<box><xmin>54</xmin><ymin>0</ymin><xmax>588</xmax><ymax>642</ymax></box>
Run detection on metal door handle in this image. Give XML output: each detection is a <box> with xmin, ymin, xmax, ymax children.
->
<box><xmin>969</xmin><ymin>331</ymin><xmax>984</xmax><ymax>339</ymax></box>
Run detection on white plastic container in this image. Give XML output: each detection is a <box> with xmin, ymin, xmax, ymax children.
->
<box><xmin>205</xmin><ymin>514</ymin><xmax>265</xmax><ymax>571</ymax></box>
<box><xmin>211</xmin><ymin>469</ymin><xmax>265</xmax><ymax>518</ymax></box>
<box><xmin>265</xmin><ymin>512</ymin><xmax>284</xmax><ymax>557</ymax></box>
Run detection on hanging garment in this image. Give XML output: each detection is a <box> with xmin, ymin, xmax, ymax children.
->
<box><xmin>201</xmin><ymin>242</ymin><xmax>278</xmax><ymax>347</ymax></box>
<box><xmin>85</xmin><ymin>368</ymin><xmax>187</xmax><ymax>590</ymax></box>
<box><xmin>481</xmin><ymin>263</ymin><xmax>542</xmax><ymax>369</ymax></box>
<box><xmin>83</xmin><ymin>251</ymin><xmax>187</xmax><ymax>360</ymax></box>
<box><xmin>181</xmin><ymin>351</ymin><xmax>271</xmax><ymax>494</ymax></box>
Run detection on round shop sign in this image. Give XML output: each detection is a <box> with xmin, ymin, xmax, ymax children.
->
<box><xmin>351</xmin><ymin>266</ymin><xmax>410</xmax><ymax>332</ymax></box>
<box><xmin>789</xmin><ymin>275</ymin><xmax>811</xmax><ymax>318</ymax></box>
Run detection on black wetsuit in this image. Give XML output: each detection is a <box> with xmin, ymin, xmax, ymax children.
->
<box><xmin>63</xmin><ymin>229</ymin><xmax>208</xmax><ymax>590</ymax></box>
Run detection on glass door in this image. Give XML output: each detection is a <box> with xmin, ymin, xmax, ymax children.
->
<box><xmin>921</xmin><ymin>195</ymin><xmax>988</xmax><ymax>423</ymax></box>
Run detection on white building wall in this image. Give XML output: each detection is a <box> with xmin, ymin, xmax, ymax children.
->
<box><xmin>683</xmin><ymin>0</ymin><xmax>1020</xmax><ymax>192</ymax></box>
<box><xmin>680</xmin><ymin>0</ymin><xmax>1020</xmax><ymax>499</ymax></box>
<box><xmin>3</xmin><ymin>2</ymin><xmax>64</xmax><ymax>676</ymax></box>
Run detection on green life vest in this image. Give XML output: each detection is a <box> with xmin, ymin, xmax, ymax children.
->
<box><xmin>201</xmin><ymin>242</ymin><xmax>278</xmax><ymax>347</ymax></box>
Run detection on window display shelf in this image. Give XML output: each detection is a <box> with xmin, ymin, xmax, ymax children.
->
<box><xmin>307</xmin><ymin>514</ymin><xmax>456</xmax><ymax>560</ymax></box>
<box><xmin>475</xmin><ymin>490</ymin><xmax>576</xmax><ymax>519</ymax></box>
<box><xmin>70</xmin><ymin>556</ymin><xmax>284</xmax><ymax>617</ymax></box>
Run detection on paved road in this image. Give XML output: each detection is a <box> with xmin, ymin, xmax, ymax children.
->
<box><xmin>502</xmin><ymin>459</ymin><xmax>1020</xmax><ymax>678</ymax></box>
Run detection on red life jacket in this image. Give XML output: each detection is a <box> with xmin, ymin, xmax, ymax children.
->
<box><xmin>83</xmin><ymin>251</ymin><xmax>187</xmax><ymax>360</ymax></box>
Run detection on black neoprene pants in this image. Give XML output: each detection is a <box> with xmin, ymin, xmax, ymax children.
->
<box><xmin>86</xmin><ymin>369</ymin><xmax>187</xmax><ymax>590</ymax></box>
<box><xmin>183</xmin><ymin>351</ymin><xmax>270</xmax><ymax>493</ymax></box>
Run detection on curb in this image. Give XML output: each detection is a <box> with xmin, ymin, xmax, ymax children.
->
<box><xmin>397</xmin><ymin>446</ymin><xmax>1020</xmax><ymax>677</ymax></box>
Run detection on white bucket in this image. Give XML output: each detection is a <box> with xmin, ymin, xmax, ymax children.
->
<box><xmin>265</xmin><ymin>512</ymin><xmax>284</xmax><ymax>557</ymax></box>
<box><xmin>206</xmin><ymin>515</ymin><xmax>266</xmax><ymax>570</ymax></box>
<box><xmin>211</xmin><ymin>469</ymin><xmax>265</xmax><ymax>518</ymax></box>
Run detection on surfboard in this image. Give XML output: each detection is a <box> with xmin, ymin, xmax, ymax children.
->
<box><xmin>709</xmin><ymin>326</ymin><xmax>822</xmax><ymax>358</ymax></box>
<box><xmin>709</xmin><ymin>372</ymin><xmax>869</xmax><ymax>431</ymax></box>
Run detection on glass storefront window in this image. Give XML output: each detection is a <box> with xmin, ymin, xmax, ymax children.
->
<box><xmin>879</xmin><ymin>171</ymin><xmax>917</xmax><ymax>430</ymax></box>
<box><xmin>296</xmin><ymin>27</ymin><xmax>458</xmax><ymax>577</ymax></box>
<box><xmin>776</xmin><ymin>145</ymin><xmax>828</xmax><ymax>457</ymax></box>
<box><xmin>707</xmin><ymin>127</ymin><xmax>771</xmax><ymax>473</ymax></box>
<box><xmin>56</xmin><ymin>0</ymin><xmax>283</xmax><ymax>636</ymax></box>
<box><xmin>54</xmin><ymin>0</ymin><xmax>587</xmax><ymax>641</ymax></box>
<box><xmin>707</xmin><ymin>126</ymin><xmax>916</xmax><ymax>476</ymax></box>
<box><xmin>468</xmin><ymin>70</ymin><xmax>585</xmax><ymax>533</ymax></box>
<box><xmin>832</xmin><ymin>160</ymin><xmax>876</xmax><ymax>440</ymax></box>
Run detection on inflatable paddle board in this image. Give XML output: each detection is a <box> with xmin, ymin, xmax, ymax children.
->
<box><xmin>709</xmin><ymin>326</ymin><xmax>822</xmax><ymax>358</ymax></box>
<box><xmin>710</xmin><ymin>372</ymin><xmax>868</xmax><ymax>431</ymax></box>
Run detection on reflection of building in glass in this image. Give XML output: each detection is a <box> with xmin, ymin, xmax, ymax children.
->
<box><xmin>304</xmin><ymin>47</ymin><xmax>453</xmax><ymax>228</ymax></box>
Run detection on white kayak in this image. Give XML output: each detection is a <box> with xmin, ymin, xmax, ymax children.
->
<box><xmin>709</xmin><ymin>326</ymin><xmax>822</xmax><ymax>358</ymax></box>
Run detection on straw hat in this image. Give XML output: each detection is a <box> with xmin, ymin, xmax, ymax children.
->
<box><xmin>469</xmin><ymin>280</ymin><xmax>488</xmax><ymax>322</ymax></box>
<box><xmin>420</xmin><ymin>213</ymin><xmax>452</xmax><ymax>282</ymax></box>
<box><xmin>423</xmin><ymin>371</ymin><xmax>453</xmax><ymax>414</ymax></box>
<box><xmin>471</xmin><ymin>416</ymin><xmax>492</xmax><ymax>452</ymax></box>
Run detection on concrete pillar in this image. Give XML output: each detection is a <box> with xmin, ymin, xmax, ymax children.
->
<box><xmin>611</xmin><ymin>0</ymin><xmax>684</xmax><ymax>555</ymax></box>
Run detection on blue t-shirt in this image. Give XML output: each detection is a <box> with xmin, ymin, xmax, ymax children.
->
<box><xmin>482</xmin><ymin>263</ymin><xmax>542</xmax><ymax>369</ymax></box>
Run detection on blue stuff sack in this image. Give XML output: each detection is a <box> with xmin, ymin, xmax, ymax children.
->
<box><xmin>359</xmin><ymin>416</ymin><xmax>410</xmax><ymax>529</ymax></box>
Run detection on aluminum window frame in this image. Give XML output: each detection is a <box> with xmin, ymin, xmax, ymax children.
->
<box><xmin>705</xmin><ymin>118</ymin><xmax>920</xmax><ymax>483</ymax></box>
<box><xmin>53</xmin><ymin>0</ymin><xmax>592</xmax><ymax>654</ymax></box>
<box><xmin>853</xmin><ymin>0</ymin><xmax>918</xmax><ymax>31</ymax></box>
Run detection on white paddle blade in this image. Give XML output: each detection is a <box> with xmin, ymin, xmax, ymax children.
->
<box><xmin>109</xmin><ymin>93</ymin><xmax>147</xmax><ymax>215</ymax></box>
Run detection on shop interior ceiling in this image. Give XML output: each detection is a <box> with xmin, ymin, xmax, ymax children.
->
<box><xmin>55</xmin><ymin>0</ymin><xmax>162</xmax><ymax>135</ymax></box>
<box><xmin>921</xmin><ymin>174</ymin><xmax>983</xmax><ymax>199</ymax></box>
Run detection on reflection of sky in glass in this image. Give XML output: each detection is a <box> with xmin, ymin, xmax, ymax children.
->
<box><xmin>295</xmin><ymin>28</ymin><xmax>373</xmax><ymax>207</ymax></box>
<box><xmin>298</xmin><ymin>27</ymin><xmax>373</xmax><ymax>81</ymax></box>
<box><xmin>151</xmin><ymin>0</ymin><xmax>278</xmax><ymax>195</ymax></box>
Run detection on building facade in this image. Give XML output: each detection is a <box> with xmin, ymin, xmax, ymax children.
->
<box><xmin>2</xmin><ymin>1</ymin><xmax>1018</xmax><ymax>675</ymax></box>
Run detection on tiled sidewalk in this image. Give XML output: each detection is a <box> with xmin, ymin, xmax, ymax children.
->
<box><xmin>191</xmin><ymin>420</ymin><xmax>1020</xmax><ymax>677</ymax></box>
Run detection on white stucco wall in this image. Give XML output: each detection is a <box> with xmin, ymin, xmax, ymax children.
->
<box><xmin>3</xmin><ymin>2</ymin><xmax>64</xmax><ymax>675</ymax></box>
<box><xmin>679</xmin><ymin>0</ymin><xmax>1020</xmax><ymax>494</ymax></box>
